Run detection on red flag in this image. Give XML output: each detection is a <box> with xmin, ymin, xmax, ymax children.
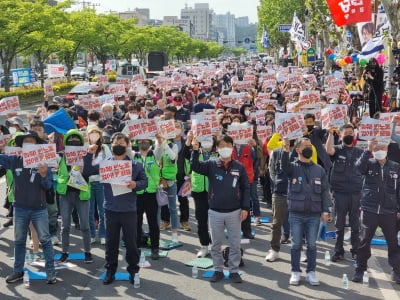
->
<box><xmin>326</xmin><ymin>0</ymin><xmax>372</xmax><ymax>27</ymax></box>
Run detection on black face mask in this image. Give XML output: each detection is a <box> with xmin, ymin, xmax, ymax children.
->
<box><xmin>67</xmin><ymin>140</ymin><xmax>82</xmax><ymax>146</ymax></box>
<box><xmin>138</xmin><ymin>142</ymin><xmax>151</xmax><ymax>151</ymax></box>
<box><xmin>222</xmin><ymin>123</ymin><xmax>229</xmax><ymax>129</ymax></box>
<box><xmin>306</xmin><ymin>125</ymin><xmax>314</xmax><ymax>132</ymax></box>
<box><xmin>342</xmin><ymin>135</ymin><xmax>354</xmax><ymax>145</ymax></box>
<box><xmin>112</xmin><ymin>145</ymin><xmax>126</xmax><ymax>156</ymax></box>
<box><xmin>301</xmin><ymin>147</ymin><xmax>313</xmax><ymax>159</ymax></box>
<box><xmin>289</xmin><ymin>140</ymin><xmax>295</xmax><ymax>147</ymax></box>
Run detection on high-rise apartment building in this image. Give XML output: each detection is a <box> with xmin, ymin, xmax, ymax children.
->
<box><xmin>181</xmin><ymin>3</ymin><xmax>212</xmax><ymax>41</ymax></box>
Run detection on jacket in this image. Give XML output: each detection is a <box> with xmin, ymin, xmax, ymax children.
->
<box><xmin>232</xmin><ymin>145</ymin><xmax>255</xmax><ymax>184</ymax></box>
<box><xmin>281</xmin><ymin>151</ymin><xmax>330</xmax><ymax>215</ymax></box>
<box><xmin>0</xmin><ymin>155</ymin><xmax>53</xmax><ymax>210</ymax></box>
<box><xmin>83</xmin><ymin>153</ymin><xmax>148</xmax><ymax>212</ymax></box>
<box><xmin>269</xmin><ymin>147</ymin><xmax>296</xmax><ymax>195</ymax></box>
<box><xmin>330</xmin><ymin>145</ymin><xmax>364</xmax><ymax>193</ymax></box>
<box><xmin>134</xmin><ymin>151</ymin><xmax>160</xmax><ymax>194</ymax></box>
<box><xmin>304</xmin><ymin>127</ymin><xmax>332</xmax><ymax>171</ymax></box>
<box><xmin>190</xmin><ymin>150</ymin><xmax>250</xmax><ymax>211</ymax></box>
<box><xmin>356</xmin><ymin>150</ymin><xmax>400</xmax><ymax>215</ymax></box>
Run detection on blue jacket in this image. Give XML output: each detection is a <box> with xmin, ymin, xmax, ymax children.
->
<box><xmin>0</xmin><ymin>155</ymin><xmax>53</xmax><ymax>210</ymax></box>
<box><xmin>269</xmin><ymin>148</ymin><xmax>296</xmax><ymax>195</ymax></box>
<box><xmin>190</xmin><ymin>150</ymin><xmax>250</xmax><ymax>211</ymax></box>
<box><xmin>356</xmin><ymin>150</ymin><xmax>400</xmax><ymax>215</ymax></box>
<box><xmin>83</xmin><ymin>153</ymin><xmax>147</xmax><ymax>212</ymax></box>
<box><xmin>281</xmin><ymin>151</ymin><xmax>330</xmax><ymax>214</ymax></box>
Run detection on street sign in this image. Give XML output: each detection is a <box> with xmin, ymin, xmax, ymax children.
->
<box><xmin>346</xmin><ymin>31</ymin><xmax>352</xmax><ymax>39</ymax></box>
<box><xmin>278</xmin><ymin>24</ymin><xmax>291</xmax><ymax>32</ymax></box>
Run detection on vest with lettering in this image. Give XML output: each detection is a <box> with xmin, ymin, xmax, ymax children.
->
<box><xmin>232</xmin><ymin>145</ymin><xmax>254</xmax><ymax>183</ymax></box>
<box><xmin>161</xmin><ymin>141</ymin><xmax>178</xmax><ymax>181</ymax></box>
<box><xmin>134</xmin><ymin>151</ymin><xmax>160</xmax><ymax>194</ymax></box>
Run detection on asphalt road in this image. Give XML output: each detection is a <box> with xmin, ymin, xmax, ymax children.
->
<box><xmin>0</xmin><ymin>177</ymin><xmax>399</xmax><ymax>300</ymax></box>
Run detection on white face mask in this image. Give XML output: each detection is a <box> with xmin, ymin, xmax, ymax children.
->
<box><xmin>8</xmin><ymin>127</ymin><xmax>17</xmax><ymax>134</ymax></box>
<box><xmin>129</xmin><ymin>113</ymin><xmax>139</xmax><ymax>120</ymax></box>
<box><xmin>250</xmin><ymin>112</ymin><xmax>256</xmax><ymax>119</ymax></box>
<box><xmin>244</xmin><ymin>110</ymin><xmax>250</xmax><ymax>116</ymax></box>
<box><xmin>218</xmin><ymin>147</ymin><xmax>233</xmax><ymax>158</ymax></box>
<box><xmin>118</xmin><ymin>101</ymin><xmax>125</xmax><ymax>106</ymax></box>
<box><xmin>171</xmin><ymin>93</ymin><xmax>177</xmax><ymax>97</ymax></box>
<box><xmin>87</xmin><ymin>121</ymin><xmax>97</xmax><ymax>126</ymax></box>
<box><xmin>73</xmin><ymin>100</ymin><xmax>80</xmax><ymax>105</ymax></box>
<box><xmin>373</xmin><ymin>150</ymin><xmax>387</xmax><ymax>160</ymax></box>
<box><xmin>201</xmin><ymin>140</ymin><xmax>213</xmax><ymax>149</ymax></box>
<box><xmin>175</xmin><ymin>105</ymin><xmax>182</xmax><ymax>110</ymax></box>
<box><xmin>231</xmin><ymin>122</ymin><xmax>240</xmax><ymax>126</ymax></box>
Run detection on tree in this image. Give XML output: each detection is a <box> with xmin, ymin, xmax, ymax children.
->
<box><xmin>381</xmin><ymin>0</ymin><xmax>400</xmax><ymax>44</ymax></box>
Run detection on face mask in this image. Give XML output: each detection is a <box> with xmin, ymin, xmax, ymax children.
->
<box><xmin>104</xmin><ymin>112</ymin><xmax>113</xmax><ymax>119</ymax></box>
<box><xmin>89</xmin><ymin>133</ymin><xmax>100</xmax><ymax>144</ymax></box>
<box><xmin>129</xmin><ymin>113</ymin><xmax>139</xmax><ymax>120</ymax></box>
<box><xmin>201</xmin><ymin>141</ymin><xmax>213</xmax><ymax>149</ymax></box>
<box><xmin>373</xmin><ymin>150</ymin><xmax>387</xmax><ymax>160</ymax></box>
<box><xmin>73</xmin><ymin>100</ymin><xmax>80</xmax><ymax>105</ymax></box>
<box><xmin>138</xmin><ymin>141</ymin><xmax>151</xmax><ymax>151</ymax></box>
<box><xmin>118</xmin><ymin>101</ymin><xmax>125</xmax><ymax>106</ymax></box>
<box><xmin>171</xmin><ymin>93</ymin><xmax>176</xmax><ymax>97</ymax></box>
<box><xmin>218</xmin><ymin>147</ymin><xmax>233</xmax><ymax>159</ymax></box>
<box><xmin>112</xmin><ymin>145</ymin><xmax>126</xmax><ymax>156</ymax></box>
<box><xmin>222</xmin><ymin>123</ymin><xmax>229</xmax><ymax>129</ymax></box>
<box><xmin>342</xmin><ymin>135</ymin><xmax>354</xmax><ymax>145</ymax></box>
<box><xmin>306</xmin><ymin>125</ymin><xmax>314</xmax><ymax>132</ymax></box>
<box><xmin>175</xmin><ymin>105</ymin><xmax>182</xmax><ymax>110</ymax></box>
<box><xmin>8</xmin><ymin>127</ymin><xmax>17</xmax><ymax>134</ymax></box>
<box><xmin>87</xmin><ymin>121</ymin><xmax>97</xmax><ymax>126</ymax></box>
<box><xmin>301</xmin><ymin>147</ymin><xmax>313</xmax><ymax>159</ymax></box>
<box><xmin>244</xmin><ymin>110</ymin><xmax>250</xmax><ymax>116</ymax></box>
<box><xmin>175</xmin><ymin>128</ymin><xmax>182</xmax><ymax>137</ymax></box>
<box><xmin>250</xmin><ymin>112</ymin><xmax>256</xmax><ymax>119</ymax></box>
<box><xmin>231</xmin><ymin>122</ymin><xmax>240</xmax><ymax>126</ymax></box>
<box><xmin>67</xmin><ymin>140</ymin><xmax>82</xmax><ymax>146</ymax></box>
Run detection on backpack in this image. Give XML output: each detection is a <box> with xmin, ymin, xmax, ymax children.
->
<box><xmin>222</xmin><ymin>246</ymin><xmax>244</xmax><ymax>267</ymax></box>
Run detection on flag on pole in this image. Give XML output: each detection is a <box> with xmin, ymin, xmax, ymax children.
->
<box><xmin>261</xmin><ymin>24</ymin><xmax>271</xmax><ymax>48</ymax></box>
<box><xmin>326</xmin><ymin>0</ymin><xmax>372</xmax><ymax>27</ymax></box>
<box><xmin>358</xmin><ymin>36</ymin><xmax>384</xmax><ymax>60</ymax></box>
<box><xmin>289</xmin><ymin>13</ymin><xmax>311</xmax><ymax>51</ymax></box>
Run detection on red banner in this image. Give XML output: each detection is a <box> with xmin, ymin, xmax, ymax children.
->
<box><xmin>326</xmin><ymin>0</ymin><xmax>372</xmax><ymax>27</ymax></box>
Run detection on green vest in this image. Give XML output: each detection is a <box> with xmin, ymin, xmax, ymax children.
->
<box><xmin>6</xmin><ymin>169</ymin><xmax>14</xmax><ymax>203</ymax></box>
<box><xmin>56</xmin><ymin>156</ymin><xmax>91</xmax><ymax>200</ymax></box>
<box><xmin>134</xmin><ymin>152</ymin><xmax>160</xmax><ymax>194</ymax></box>
<box><xmin>161</xmin><ymin>142</ymin><xmax>177</xmax><ymax>180</ymax></box>
<box><xmin>189</xmin><ymin>153</ymin><xmax>209</xmax><ymax>193</ymax></box>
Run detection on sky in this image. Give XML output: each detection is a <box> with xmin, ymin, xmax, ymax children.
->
<box><xmin>74</xmin><ymin>0</ymin><xmax>260</xmax><ymax>23</ymax></box>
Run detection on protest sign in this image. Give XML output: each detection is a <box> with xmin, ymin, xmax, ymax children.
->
<box><xmin>298</xmin><ymin>91</ymin><xmax>320</xmax><ymax>108</ymax></box>
<box><xmin>123</xmin><ymin>119</ymin><xmax>158</xmax><ymax>139</ymax></box>
<box><xmin>256</xmin><ymin>125</ymin><xmax>273</xmax><ymax>141</ymax></box>
<box><xmin>157</xmin><ymin>120</ymin><xmax>176</xmax><ymax>139</ymax></box>
<box><xmin>99</xmin><ymin>160</ymin><xmax>132</xmax><ymax>184</ymax></box>
<box><xmin>79</xmin><ymin>96</ymin><xmax>102</xmax><ymax>111</ymax></box>
<box><xmin>97</xmin><ymin>75</ymin><xmax>109</xmax><ymax>85</ymax></box>
<box><xmin>22</xmin><ymin>144</ymin><xmax>58</xmax><ymax>168</ymax></box>
<box><xmin>98</xmin><ymin>94</ymin><xmax>115</xmax><ymax>104</ymax></box>
<box><xmin>0</xmin><ymin>134</ymin><xmax>11</xmax><ymax>149</ymax></box>
<box><xmin>0</xmin><ymin>96</ymin><xmax>20</xmax><ymax>115</ymax></box>
<box><xmin>108</xmin><ymin>84</ymin><xmax>126</xmax><ymax>96</ymax></box>
<box><xmin>44</xmin><ymin>83</ymin><xmax>54</xmax><ymax>97</ymax></box>
<box><xmin>64</xmin><ymin>146</ymin><xmax>88</xmax><ymax>166</ymax></box>
<box><xmin>300</xmin><ymin>105</ymin><xmax>322</xmax><ymax>121</ymax></box>
<box><xmin>324</xmin><ymin>87</ymin><xmax>340</xmax><ymax>100</ymax></box>
<box><xmin>4</xmin><ymin>146</ymin><xmax>22</xmax><ymax>156</ymax></box>
<box><xmin>191</xmin><ymin>116</ymin><xmax>212</xmax><ymax>141</ymax></box>
<box><xmin>275</xmin><ymin>113</ymin><xmax>305</xmax><ymax>140</ymax></box>
<box><xmin>379</xmin><ymin>113</ymin><xmax>400</xmax><ymax>135</ymax></box>
<box><xmin>227</xmin><ymin>123</ymin><xmax>253</xmax><ymax>145</ymax></box>
<box><xmin>358</xmin><ymin>117</ymin><xmax>392</xmax><ymax>141</ymax></box>
<box><xmin>320</xmin><ymin>104</ymin><xmax>348</xmax><ymax>128</ymax></box>
<box><xmin>203</xmin><ymin>114</ymin><xmax>220</xmax><ymax>135</ymax></box>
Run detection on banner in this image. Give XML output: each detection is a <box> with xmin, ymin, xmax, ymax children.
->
<box><xmin>290</xmin><ymin>13</ymin><xmax>311</xmax><ymax>50</ymax></box>
<box><xmin>321</xmin><ymin>104</ymin><xmax>348</xmax><ymax>129</ymax></box>
<box><xmin>64</xmin><ymin>146</ymin><xmax>88</xmax><ymax>166</ymax></box>
<box><xmin>256</xmin><ymin>125</ymin><xmax>273</xmax><ymax>141</ymax></box>
<box><xmin>99</xmin><ymin>160</ymin><xmax>132</xmax><ymax>185</ymax></box>
<box><xmin>326</xmin><ymin>0</ymin><xmax>372</xmax><ymax>26</ymax></box>
<box><xmin>0</xmin><ymin>96</ymin><xmax>20</xmax><ymax>115</ymax></box>
<box><xmin>157</xmin><ymin>120</ymin><xmax>176</xmax><ymax>139</ymax></box>
<box><xmin>22</xmin><ymin>144</ymin><xmax>58</xmax><ymax>168</ymax></box>
<box><xmin>191</xmin><ymin>116</ymin><xmax>212</xmax><ymax>142</ymax></box>
<box><xmin>123</xmin><ymin>119</ymin><xmax>158</xmax><ymax>139</ymax></box>
<box><xmin>275</xmin><ymin>113</ymin><xmax>305</xmax><ymax>140</ymax></box>
<box><xmin>47</xmin><ymin>64</ymin><xmax>64</xmax><ymax>78</ymax></box>
<box><xmin>227</xmin><ymin>124</ymin><xmax>253</xmax><ymax>145</ymax></box>
<box><xmin>358</xmin><ymin>117</ymin><xmax>391</xmax><ymax>141</ymax></box>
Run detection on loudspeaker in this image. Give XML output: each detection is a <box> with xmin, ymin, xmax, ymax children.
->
<box><xmin>148</xmin><ymin>51</ymin><xmax>168</xmax><ymax>71</ymax></box>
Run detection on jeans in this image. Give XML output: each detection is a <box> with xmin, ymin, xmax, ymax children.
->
<box><xmin>289</xmin><ymin>212</ymin><xmax>320</xmax><ymax>273</ymax></box>
<box><xmin>250</xmin><ymin>181</ymin><xmax>260</xmax><ymax>217</ymax></box>
<box><xmin>209</xmin><ymin>209</ymin><xmax>241</xmax><ymax>273</ymax></box>
<box><xmin>161</xmin><ymin>178</ymin><xmax>189</xmax><ymax>224</ymax></box>
<box><xmin>105</xmin><ymin>209</ymin><xmax>139</xmax><ymax>274</ymax></box>
<box><xmin>259</xmin><ymin>173</ymin><xmax>272</xmax><ymax>204</ymax></box>
<box><xmin>332</xmin><ymin>191</ymin><xmax>360</xmax><ymax>255</ymax></box>
<box><xmin>59</xmin><ymin>190</ymin><xmax>91</xmax><ymax>253</ymax></box>
<box><xmin>159</xmin><ymin>183</ymin><xmax>178</xmax><ymax>229</ymax></box>
<box><xmin>192</xmin><ymin>191</ymin><xmax>211</xmax><ymax>246</ymax></box>
<box><xmin>137</xmin><ymin>192</ymin><xmax>159</xmax><ymax>249</ymax></box>
<box><xmin>270</xmin><ymin>194</ymin><xmax>288</xmax><ymax>252</ymax></box>
<box><xmin>47</xmin><ymin>200</ymin><xmax>58</xmax><ymax>237</ymax></box>
<box><xmin>89</xmin><ymin>182</ymin><xmax>105</xmax><ymax>239</ymax></box>
<box><xmin>13</xmin><ymin>206</ymin><xmax>54</xmax><ymax>273</ymax></box>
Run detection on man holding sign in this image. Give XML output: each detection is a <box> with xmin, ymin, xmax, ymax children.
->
<box><xmin>0</xmin><ymin>131</ymin><xmax>56</xmax><ymax>284</ymax></box>
<box><xmin>83</xmin><ymin>132</ymin><xmax>147</xmax><ymax>285</ymax></box>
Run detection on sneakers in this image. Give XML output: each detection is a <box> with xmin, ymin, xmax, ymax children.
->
<box><xmin>300</xmin><ymin>251</ymin><xmax>307</xmax><ymax>262</ymax></box>
<box><xmin>172</xmin><ymin>232</ymin><xmax>179</xmax><ymax>243</ymax></box>
<box><xmin>210</xmin><ymin>271</ymin><xmax>224</xmax><ymax>283</ymax></box>
<box><xmin>391</xmin><ymin>271</ymin><xmax>400</xmax><ymax>284</ymax></box>
<box><xmin>100</xmin><ymin>238</ymin><xmax>106</xmax><ymax>245</ymax></box>
<box><xmin>197</xmin><ymin>246</ymin><xmax>209</xmax><ymax>258</ymax></box>
<box><xmin>352</xmin><ymin>270</ymin><xmax>364</xmax><ymax>282</ymax></box>
<box><xmin>6</xmin><ymin>272</ymin><xmax>24</xmax><ymax>283</ymax></box>
<box><xmin>265</xmin><ymin>249</ymin><xmax>279</xmax><ymax>262</ymax></box>
<box><xmin>46</xmin><ymin>270</ymin><xmax>57</xmax><ymax>284</ymax></box>
<box><xmin>51</xmin><ymin>236</ymin><xmax>60</xmax><ymax>246</ymax></box>
<box><xmin>103</xmin><ymin>272</ymin><xmax>115</xmax><ymax>285</ymax></box>
<box><xmin>59</xmin><ymin>252</ymin><xmax>68</xmax><ymax>263</ymax></box>
<box><xmin>331</xmin><ymin>252</ymin><xmax>344</xmax><ymax>262</ymax></box>
<box><xmin>84</xmin><ymin>252</ymin><xmax>93</xmax><ymax>264</ymax></box>
<box><xmin>159</xmin><ymin>221</ymin><xmax>171</xmax><ymax>230</ymax></box>
<box><xmin>180</xmin><ymin>221</ymin><xmax>192</xmax><ymax>231</ymax></box>
<box><xmin>90</xmin><ymin>237</ymin><xmax>96</xmax><ymax>244</ymax></box>
<box><xmin>280</xmin><ymin>234</ymin><xmax>290</xmax><ymax>244</ymax></box>
<box><xmin>229</xmin><ymin>272</ymin><xmax>242</xmax><ymax>283</ymax></box>
<box><xmin>306</xmin><ymin>271</ymin><xmax>320</xmax><ymax>286</ymax></box>
<box><xmin>254</xmin><ymin>217</ymin><xmax>262</xmax><ymax>226</ymax></box>
<box><xmin>3</xmin><ymin>219</ymin><xmax>13</xmax><ymax>228</ymax></box>
<box><xmin>289</xmin><ymin>271</ymin><xmax>301</xmax><ymax>285</ymax></box>
<box><xmin>151</xmin><ymin>249</ymin><xmax>160</xmax><ymax>260</ymax></box>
